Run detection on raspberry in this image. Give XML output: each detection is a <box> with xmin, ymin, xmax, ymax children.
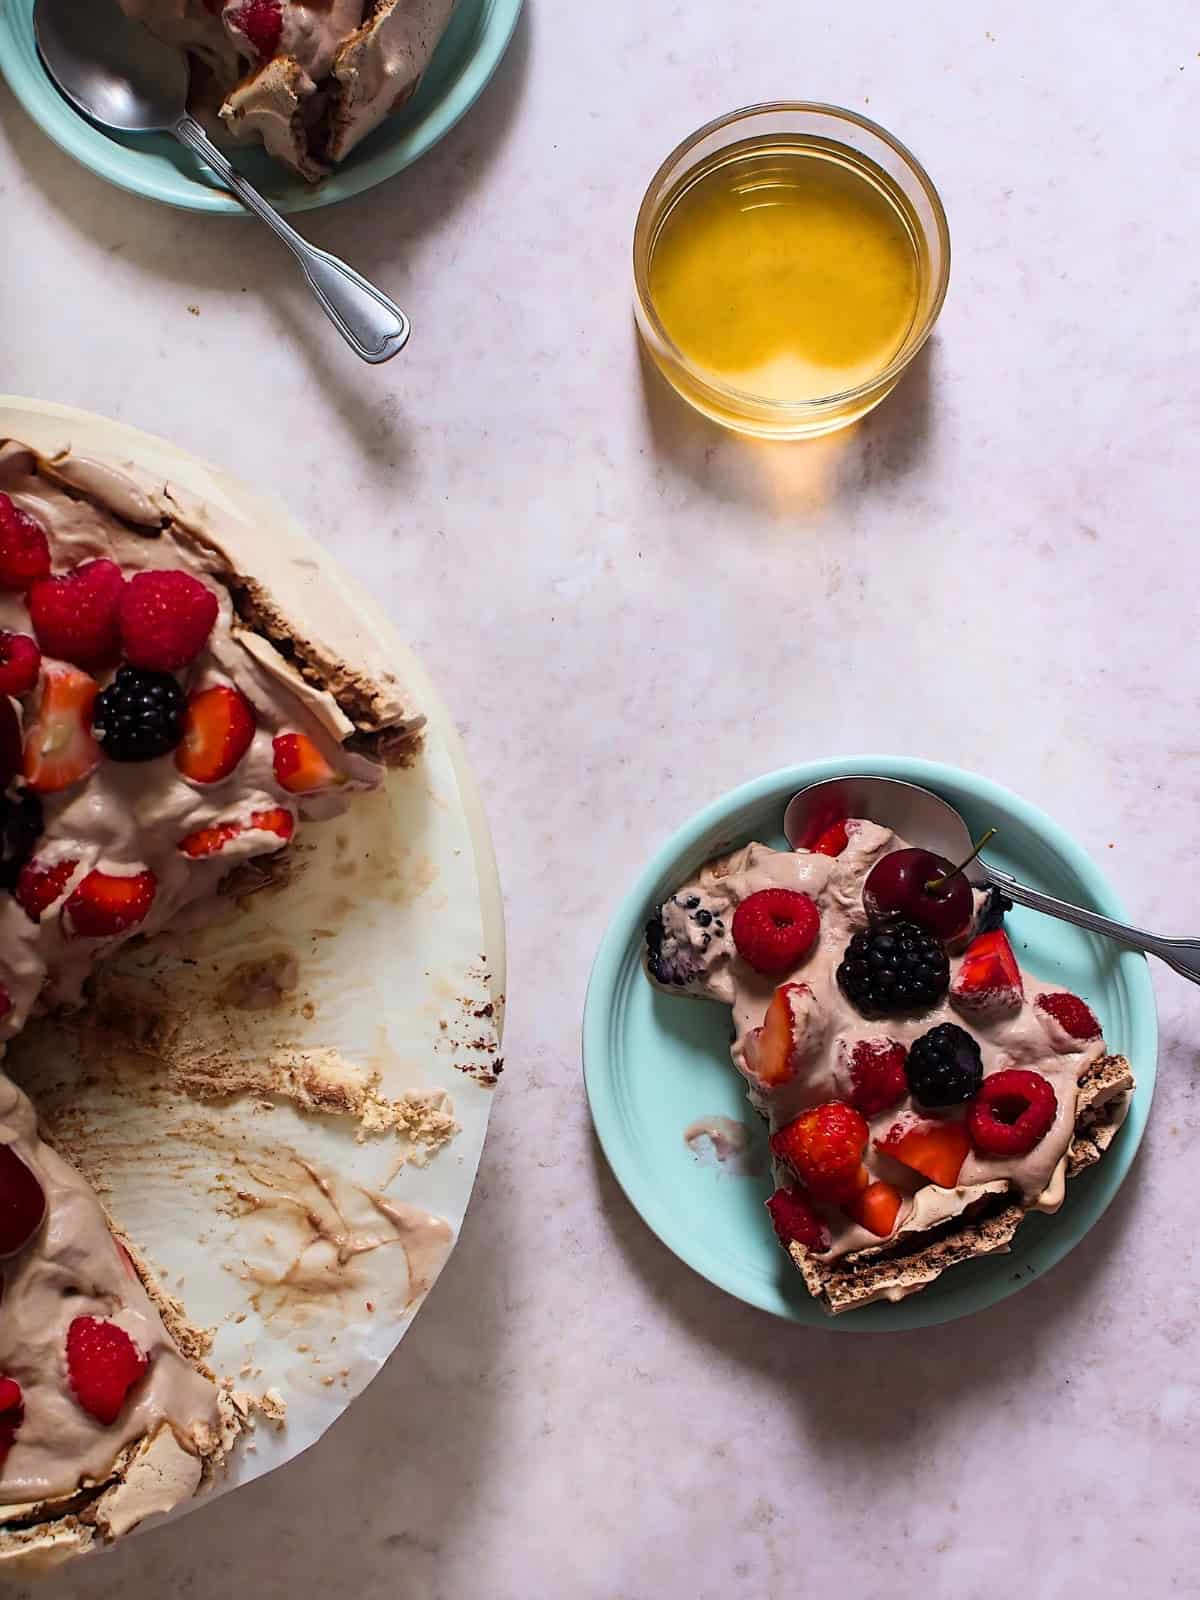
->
<box><xmin>66</xmin><ymin>1317</ymin><xmax>149</xmax><ymax>1425</ymax></box>
<box><xmin>765</xmin><ymin>1187</ymin><xmax>829</xmax><ymax>1252</ymax></box>
<box><xmin>1035</xmin><ymin>991</ymin><xmax>1101</xmax><ymax>1042</ymax></box>
<box><xmin>228</xmin><ymin>0</ymin><xmax>282</xmax><ymax>58</ymax></box>
<box><xmin>93</xmin><ymin>666</ymin><xmax>187</xmax><ymax>761</ymax></box>
<box><xmin>14</xmin><ymin>856</ymin><xmax>78</xmax><ymax>922</ymax></box>
<box><xmin>731</xmin><ymin>888</ymin><xmax>820</xmax><ymax>976</ymax></box>
<box><xmin>119</xmin><ymin>570</ymin><xmax>218</xmax><ymax>672</ymax></box>
<box><xmin>0</xmin><ymin>1143</ymin><xmax>47</xmax><ymax>1257</ymax></box>
<box><xmin>27</xmin><ymin>559</ymin><xmax>124</xmax><ymax>670</ymax></box>
<box><xmin>0</xmin><ymin>495</ymin><xmax>50</xmax><ymax>591</ymax></box>
<box><xmin>770</xmin><ymin>1102</ymin><xmax>869</xmax><ymax>1202</ymax></box>
<box><xmin>0</xmin><ymin>631</ymin><xmax>41</xmax><ymax>697</ymax></box>
<box><xmin>966</xmin><ymin>1069</ymin><xmax>1058</xmax><ymax>1157</ymax></box>
<box><xmin>905</xmin><ymin>1023</ymin><xmax>983</xmax><ymax>1106</ymax></box>
<box><xmin>844</xmin><ymin>1038</ymin><xmax>908</xmax><ymax>1116</ymax></box>
<box><xmin>837</xmin><ymin>920</ymin><xmax>949</xmax><ymax>1018</ymax></box>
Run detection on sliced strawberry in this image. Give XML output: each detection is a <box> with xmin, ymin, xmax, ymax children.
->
<box><xmin>812</xmin><ymin>819</ymin><xmax>860</xmax><ymax>857</ymax></box>
<box><xmin>0</xmin><ymin>1376</ymin><xmax>23</xmax><ymax>1467</ymax></box>
<box><xmin>178</xmin><ymin>805</ymin><xmax>294</xmax><ymax>860</ymax></box>
<box><xmin>64</xmin><ymin>868</ymin><xmax>156</xmax><ymax>939</ymax></box>
<box><xmin>22</xmin><ymin>663</ymin><xmax>100</xmax><ymax>793</ymax></box>
<box><xmin>0</xmin><ymin>1144</ymin><xmax>46</xmax><ymax>1257</ymax></box>
<box><xmin>272</xmin><ymin>731</ymin><xmax>339</xmax><ymax>793</ymax></box>
<box><xmin>765</xmin><ymin>1187</ymin><xmax>830</xmax><ymax>1252</ymax></box>
<box><xmin>176</xmin><ymin>684</ymin><xmax>256</xmax><ymax>784</ymax></box>
<box><xmin>843</xmin><ymin>1179</ymin><xmax>904</xmax><ymax>1238</ymax></box>
<box><xmin>746</xmin><ymin>982</ymin><xmax>810</xmax><ymax>1087</ymax></box>
<box><xmin>15</xmin><ymin>856</ymin><xmax>79</xmax><ymax>922</ymax></box>
<box><xmin>66</xmin><ymin>1317</ymin><xmax>149</xmax><ymax>1425</ymax></box>
<box><xmin>248</xmin><ymin>806</ymin><xmax>294</xmax><ymax>841</ymax></box>
<box><xmin>950</xmin><ymin>928</ymin><xmax>1023</xmax><ymax>1017</ymax></box>
<box><xmin>876</xmin><ymin>1117</ymin><xmax>970</xmax><ymax>1188</ymax></box>
<box><xmin>0</xmin><ymin>494</ymin><xmax>50</xmax><ymax>591</ymax></box>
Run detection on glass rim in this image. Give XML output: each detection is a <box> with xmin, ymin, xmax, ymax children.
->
<box><xmin>632</xmin><ymin>100</ymin><xmax>953</xmax><ymax>416</ymax></box>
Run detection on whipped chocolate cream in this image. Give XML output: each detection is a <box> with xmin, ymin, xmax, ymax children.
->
<box><xmin>0</xmin><ymin>439</ymin><xmax>419</xmax><ymax>1541</ymax></box>
<box><xmin>649</xmin><ymin>824</ymin><xmax>1113</xmax><ymax>1262</ymax></box>
<box><xmin>119</xmin><ymin>0</ymin><xmax>457</xmax><ymax>179</ymax></box>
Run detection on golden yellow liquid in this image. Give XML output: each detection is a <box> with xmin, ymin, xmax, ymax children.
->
<box><xmin>647</xmin><ymin>137</ymin><xmax>924</xmax><ymax>403</ymax></box>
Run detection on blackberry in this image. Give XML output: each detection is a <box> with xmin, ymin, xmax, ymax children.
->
<box><xmin>837</xmin><ymin>920</ymin><xmax>949</xmax><ymax>1018</ymax></box>
<box><xmin>0</xmin><ymin>788</ymin><xmax>42</xmax><ymax>892</ymax></box>
<box><xmin>644</xmin><ymin>912</ymin><xmax>696</xmax><ymax>987</ymax></box>
<box><xmin>92</xmin><ymin>666</ymin><xmax>186</xmax><ymax>761</ymax></box>
<box><xmin>906</xmin><ymin>1023</ymin><xmax>984</xmax><ymax>1106</ymax></box>
<box><xmin>974</xmin><ymin>886</ymin><xmax>1014</xmax><ymax>937</ymax></box>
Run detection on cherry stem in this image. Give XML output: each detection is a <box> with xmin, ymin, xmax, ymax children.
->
<box><xmin>925</xmin><ymin>828</ymin><xmax>997</xmax><ymax>895</ymax></box>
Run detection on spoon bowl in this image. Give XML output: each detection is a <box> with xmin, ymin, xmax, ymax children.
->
<box><xmin>34</xmin><ymin>0</ymin><xmax>187</xmax><ymax>132</ymax></box>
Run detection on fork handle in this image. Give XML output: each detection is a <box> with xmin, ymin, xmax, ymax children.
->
<box><xmin>983</xmin><ymin>864</ymin><xmax>1200</xmax><ymax>985</ymax></box>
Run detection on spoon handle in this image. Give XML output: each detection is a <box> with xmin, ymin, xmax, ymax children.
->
<box><xmin>982</xmin><ymin>864</ymin><xmax>1200</xmax><ymax>986</ymax></box>
<box><xmin>172</xmin><ymin>115</ymin><xmax>410</xmax><ymax>365</ymax></box>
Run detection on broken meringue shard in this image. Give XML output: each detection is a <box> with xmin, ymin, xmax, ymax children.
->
<box><xmin>118</xmin><ymin>0</ymin><xmax>456</xmax><ymax>180</ymax></box>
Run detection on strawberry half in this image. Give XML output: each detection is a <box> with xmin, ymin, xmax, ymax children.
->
<box><xmin>22</xmin><ymin>663</ymin><xmax>100</xmax><ymax>793</ymax></box>
<box><xmin>178</xmin><ymin>806</ymin><xmax>294</xmax><ymax>859</ymax></box>
<box><xmin>770</xmin><ymin>1102</ymin><xmax>869</xmax><ymax>1203</ymax></box>
<box><xmin>64</xmin><ymin>868</ymin><xmax>156</xmax><ymax>939</ymax></box>
<box><xmin>15</xmin><ymin>856</ymin><xmax>79</xmax><ymax>922</ymax></box>
<box><xmin>950</xmin><ymin>928</ymin><xmax>1023</xmax><ymax>1018</ymax></box>
<box><xmin>66</xmin><ymin>1317</ymin><xmax>149</xmax><ymax>1425</ymax></box>
<box><xmin>272</xmin><ymin>731</ymin><xmax>339</xmax><ymax>793</ymax></box>
<box><xmin>746</xmin><ymin>982</ymin><xmax>811</xmax><ymax>1087</ymax></box>
<box><xmin>876</xmin><ymin>1117</ymin><xmax>970</xmax><ymax>1188</ymax></box>
<box><xmin>812</xmin><ymin>819</ymin><xmax>860</xmax><ymax>857</ymax></box>
<box><xmin>843</xmin><ymin>1179</ymin><xmax>904</xmax><ymax>1238</ymax></box>
<box><xmin>176</xmin><ymin>684</ymin><xmax>256</xmax><ymax>784</ymax></box>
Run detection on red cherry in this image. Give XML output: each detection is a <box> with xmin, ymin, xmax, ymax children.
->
<box><xmin>863</xmin><ymin>848</ymin><xmax>973</xmax><ymax>941</ymax></box>
<box><xmin>0</xmin><ymin>1145</ymin><xmax>46</xmax><ymax>1258</ymax></box>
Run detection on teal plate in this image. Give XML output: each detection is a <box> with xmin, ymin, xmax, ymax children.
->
<box><xmin>0</xmin><ymin>0</ymin><xmax>522</xmax><ymax>213</ymax></box>
<box><xmin>583</xmin><ymin>757</ymin><xmax>1158</xmax><ymax>1330</ymax></box>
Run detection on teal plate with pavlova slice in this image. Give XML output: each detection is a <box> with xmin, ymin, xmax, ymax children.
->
<box><xmin>583</xmin><ymin>757</ymin><xmax>1157</xmax><ymax>1330</ymax></box>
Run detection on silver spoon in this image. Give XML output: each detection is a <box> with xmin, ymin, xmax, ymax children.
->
<box><xmin>784</xmin><ymin>774</ymin><xmax>1200</xmax><ymax>986</ymax></box>
<box><xmin>34</xmin><ymin>0</ymin><xmax>410</xmax><ymax>365</ymax></box>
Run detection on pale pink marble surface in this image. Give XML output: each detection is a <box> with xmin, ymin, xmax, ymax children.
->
<box><xmin>1</xmin><ymin>1</ymin><xmax>1198</xmax><ymax>1594</ymax></box>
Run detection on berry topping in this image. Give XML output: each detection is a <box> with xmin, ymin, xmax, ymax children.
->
<box><xmin>228</xmin><ymin>0</ymin><xmax>282</xmax><ymax>58</ymax></box>
<box><xmin>0</xmin><ymin>1376</ymin><xmax>23</xmax><ymax>1467</ymax></box>
<box><xmin>966</xmin><ymin>1069</ymin><xmax>1059</xmax><ymax>1158</ymax></box>
<box><xmin>0</xmin><ymin>698</ymin><xmax>19</xmax><ymax>790</ymax></box>
<box><xmin>273</xmin><ymin>731</ymin><xmax>339</xmax><ymax>793</ymax></box>
<box><xmin>950</xmin><ymin>928</ymin><xmax>1023</xmax><ymax>1017</ymax></box>
<box><xmin>0</xmin><ymin>495</ymin><xmax>50</xmax><ymax>591</ymax></box>
<box><xmin>0</xmin><ymin>790</ymin><xmax>45</xmax><ymax>893</ymax></box>
<box><xmin>746</xmin><ymin>982</ymin><xmax>814</xmax><ymax>1087</ymax></box>
<box><xmin>179</xmin><ymin>806</ymin><xmax>294</xmax><ymax>859</ymax></box>
<box><xmin>27</xmin><ymin>559</ymin><xmax>124</xmax><ymax>671</ymax></box>
<box><xmin>644</xmin><ymin>911</ymin><xmax>700</xmax><ymax>988</ymax></box>
<box><xmin>863</xmin><ymin>847</ymin><xmax>974</xmax><ymax>942</ymax></box>
<box><xmin>905</xmin><ymin>1022</ymin><xmax>984</xmax><ymax>1106</ymax></box>
<box><xmin>842</xmin><ymin>1037</ymin><xmax>908</xmax><ymax>1116</ymax></box>
<box><xmin>119</xmin><ymin>570</ymin><xmax>218</xmax><ymax>672</ymax></box>
<box><xmin>842</xmin><ymin>1179</ymin><xmax>903</xmax><ymax>1238</ymax></box>
<box><xmin>765</xmin><ymin>1187</ymin><xmax>830</xmax><ymax>1253</ymax></box>
<box><xmin>0</xmin><ymin>1144</ymin><xmax>47</xmax><ymax>1257</ymax></box>
<box><xmin>811</xmin><ymin>819</ymin><xmax>857</xmax><ymax>857</ymax></box>
<box><xmin>176</xmin><ymin>684</ymin><xmax>256</xmax><ymax>783</ymax></box>
<box><xmin>22</xmin><ymin>663</ymin><xmax>101</xmax><ymax>793</ymax></box>
<box><xmin>837</xmin><ymin>920</ymin><xmax>949</xmax><ymax>1018</ymax></box>
<box><xmin>66</xmin><ymin>1317</ymin><xmax>149</xmax><ymax>1425</ymax></box>
<box><xmin>0</xmin><ymin>630</ymin><xmax>41</xmax><ymax>698</ymax></box>
<box><xmin>1035</xmin><ymin>991</ymin><xmax>1102</xmax><ymax>1042</ymax></box>
<box><xmin>64</xmin><ymin>868</ymin><xmax>157</xmax><ymax>939</ymax></box>
<box><xmin>876</xmin><ymin>1117</ymin><xmax>971</xmax><ymax>1187</ymax></box>
<box><xmin>92</xmin><ymin>665</ymin><xmax>187</xmax><ymax>762</ymax></box>
<box><xmin>770</xmin><ymin>1102</ymin><xmax>869</xmax><ymax>1203</ymax></box>
<box><xmin>731</xmin><ymin>888</ymin><xmax>820</xmax><ymax>977</ymax></box>
<box><xmin>15</xmin><ymin>856</ymin><xmax>78</xmax><ymax>922</ymax></box>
